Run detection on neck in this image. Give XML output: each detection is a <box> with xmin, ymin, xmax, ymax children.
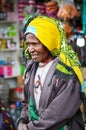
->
<box><xmin>39</xmin><ymin>56</ymin><xmax>53</xmax><ymax>67</ymax></box>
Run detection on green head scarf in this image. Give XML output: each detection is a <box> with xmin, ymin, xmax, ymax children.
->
<box><xmin>23</xmin><ymin>15</ymin><xmax>83</xmax><ymax>84</ymax></box>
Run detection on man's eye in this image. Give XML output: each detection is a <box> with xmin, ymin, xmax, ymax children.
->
<box><xmin>25</xmin><ymin>42</ymin><xmax>30</xmax><ymax>46</ymax></box>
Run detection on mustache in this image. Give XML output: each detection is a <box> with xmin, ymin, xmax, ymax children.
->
<box><xmin>30</xmin><ymin>53</ymin><xmax>40</xmax><ymax>58</ymax></box>
<box><xmin>30</xmin><ymin>52</ymin><xmax>40</xmax><ymax>56</ymax></box>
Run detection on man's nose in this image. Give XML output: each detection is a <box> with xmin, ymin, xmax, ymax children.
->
<box><xmin>28</xmin><ymin>45</ymin><xmax>35</xmax><ymax>53</ymax></box>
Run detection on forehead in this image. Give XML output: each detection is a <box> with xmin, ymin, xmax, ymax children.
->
<box><xmin>26</xmin><ymin>33</ymin><xmax>40</xmax><ymax>43</ymax></box>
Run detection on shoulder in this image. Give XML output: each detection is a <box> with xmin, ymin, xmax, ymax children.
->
<box><xmin>54</xmin><ymin>60</ymin><xmax>78</xmax><ymax>82</ymax></box>
<box><xmin>26</xmin><ymin>60</ymin><xmax>35</xmax><ymax>70</ymax></box>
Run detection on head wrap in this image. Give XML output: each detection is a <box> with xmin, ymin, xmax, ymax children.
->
<box><xmin>24</xmin><ymin>15</ymin><xmax>83</xmax><ymax>84</ymax></box>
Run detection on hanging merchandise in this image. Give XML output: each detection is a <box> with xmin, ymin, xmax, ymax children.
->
<box><xmin>63</xmin><ymin>22</ymin><xmax>74</xmax><ymax>39</ymax></box>
<box><xmin>57</xmin><ymin>3</ymin><xmax>79</xmax><ymax>20</ymax></box>
<box><xmin>35</xmin><ymin>0</ymin><xmax>45</xmax><ymax>15</ymax></box>
<box><xmin>45</xmin><ymin>1</ymin><xmax>59</xmax><ymax>18</ymax></box>
<box><xmin>18</xmin><ymin>0</ymin><xmax>36</xmax><ymax>22</ymax></box>
<box><xmin>23</xmin><ymin>0</ymin><xmax>36</xmax><ymax>17</ymax></box>
<box><xmin>18</xmin><ymin>0</ymin><xmax>29</xmax><ymax>22</ymax></box>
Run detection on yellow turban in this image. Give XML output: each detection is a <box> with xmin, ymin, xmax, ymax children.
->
<box><xmin>24</xmin><ymin>15</ymin><xmax>83</xmax><ymax>85</ymax></box>
<box><xmin>25</xmin><ymin>16</ymin><xmax>61</xmax><ymax>52</ymax></box>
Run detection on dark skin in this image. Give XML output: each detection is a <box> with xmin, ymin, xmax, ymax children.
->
<box><xmin>25</xmin><ymin>33</ymin><xmax>52</xmax><ymax>63</ymax></box>
<box><xmin>18</xmin><ymin>33</ymin><xmax>52</xmax><ymax>130</ymax></box>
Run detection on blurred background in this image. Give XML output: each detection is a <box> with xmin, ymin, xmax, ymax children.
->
<box><xmin>0</xmin><ymin>0</ymin><xmax>86</xmax><ymax>129</ymax></box>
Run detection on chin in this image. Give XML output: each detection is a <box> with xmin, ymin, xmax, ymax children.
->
<box><xmin>33</xmin><ymin>59</ymin><xmax>40</xmax><ymax>63</ymax></box>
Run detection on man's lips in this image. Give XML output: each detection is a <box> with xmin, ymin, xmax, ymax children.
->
<box><xmin>31</xmin><ymin>54</ymin><xmax>39</xmax><ymax>59</ymax></box>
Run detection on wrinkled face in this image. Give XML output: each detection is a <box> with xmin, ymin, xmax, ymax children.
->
<box><xmin>25</xmin><ymin>33</ymin><xmax>50</xmax><ymax>62</ymax></box>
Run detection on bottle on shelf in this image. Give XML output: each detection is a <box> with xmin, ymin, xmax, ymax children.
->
<box><xmin>9</xmin><ymin>101</ymin><xmax>21</xmax><ymax>128</ymax></box>
<box><xmin>10</xmin><ymin>104</ymin><xmax>17</xmax><ymax>129</ymax></box>
<box><xmin>16</xmin><ymin>101</ymin><xmax>21</xmax><ymax>118</ymax></box>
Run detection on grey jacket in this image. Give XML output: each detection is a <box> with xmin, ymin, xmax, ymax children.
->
<box><xmin>17</xmin><ymin>57</ymin><xmax>84</xmax><ymax>130</ymax></box>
